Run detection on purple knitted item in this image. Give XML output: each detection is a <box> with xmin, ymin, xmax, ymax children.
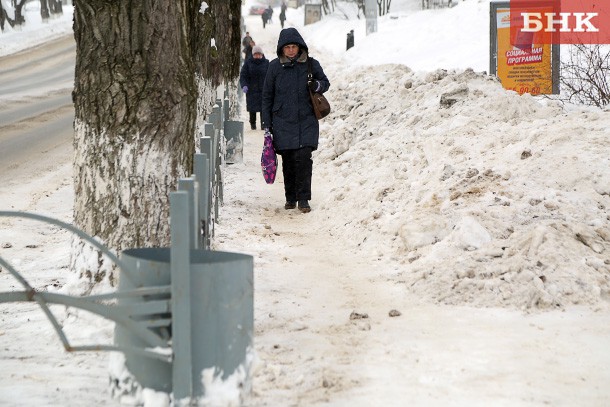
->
<box><xmin>261</xmin><ymin>133</ymin><xmax>277</xmax><ymax>184</ymax></box>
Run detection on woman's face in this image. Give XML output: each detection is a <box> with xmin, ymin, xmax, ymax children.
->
<box><xmin>283</xmin><ymin>44</ymin><xmax>299</xmax><ymax>59</ymax></box>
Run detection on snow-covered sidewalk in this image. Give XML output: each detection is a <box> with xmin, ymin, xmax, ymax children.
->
<box><xmin>215</xmin><ymin>113</ymin><xmax>610</xmax><ymax>407</ymax></box>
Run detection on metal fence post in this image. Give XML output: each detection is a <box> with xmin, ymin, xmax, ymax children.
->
<box><xmin>194</xmin><ymin>153</ymin><xmax>211</xmax><ymax>249</ymax></box>
<box><xmin>213</xmin><ymin>103</ymin><xmax>222</xmax><ymax>131</ymax></box>
<box><xmin>178</xmin><ymin>177</ymin><xmax>198</xmax><ymax>250</ymax></box>
<box><xmin>224</xmin><ymin>121</ymin><xmax>244</xmax><ymax>164</ymax></box>
<box><xmin>223</xmin><ymin>97</ymin><xmax>230</xmax><ymax>121</ymax></box>
<box><xmin>170</xmin><ymin>191</ymin><xmax>193</xmax><ymax>401</ymax></box>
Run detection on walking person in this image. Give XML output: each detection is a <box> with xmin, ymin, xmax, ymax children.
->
<box><xmin>279</xmin><ymin>9</ymin><xmax>286</xmax><ymax>28</ymax></box>
<box><xmin>262</xmin><ymin>9</ymin><xmax>269</xmax><ymax>28</ymax></box>
<box><xmin>240</xmin><ymin>45</ymin><xmax>269</xmax><ymax>130</ymax></box>
<box><xmin>244</xmin><ymin>40</ymin><xmax>255</xmax><ymax>60</ymax></box>
<box><xmin>261</xmin><ymin>28</ymin><xmax>330</xmax><ymax>213</ymax></box>
<box><xmin>242</xmin><ymin>31</ymin><xmax>253</xmax><ymax>59</ymax></box>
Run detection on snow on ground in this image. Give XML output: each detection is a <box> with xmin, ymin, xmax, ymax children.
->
<box><xmin>315</xmin><ymin>66</ymin><xmax>610</xmax><ymax>310</ymax></box>
<box><xmin>1</xmin><ymin>0</ymin><xmax>610</xmax><ymax>406</ymax></box>
<box><xmin>0</xmin><ymin>1</ymin><xmax>74</xmax><ymax>57</ymax></box>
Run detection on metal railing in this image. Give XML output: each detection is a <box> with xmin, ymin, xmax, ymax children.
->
<box><xmin>0</xmin><ymin>89</ymin><xmax>251</xmax><ymax>403</ymax></box>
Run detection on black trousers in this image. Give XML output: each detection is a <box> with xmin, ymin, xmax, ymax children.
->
<box><xmin>249</xmin><ymin>111</ymin><xmax>260</xmax><ymax>127</ymax></box>
<box><xmin>280</xmin><ymin>147</ymin><xmax>313</xmax><ymax>202</ymax></box>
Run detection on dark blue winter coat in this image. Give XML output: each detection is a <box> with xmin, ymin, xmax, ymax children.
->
<box><xmin>261</xmin><ymin>28</ymin><xmax>330</xmax><ymax>152</ymax></box>
<box><xmin>240</xmin><ymin>56</ymin><xmax>269</xmax><ymax>113</ymax></box>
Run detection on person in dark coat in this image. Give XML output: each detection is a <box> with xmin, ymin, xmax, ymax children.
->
<box><xmin>244</xmin><ymin>39</ymin><xmax>255</xmax><ymax>60</ymax></box>
<box><xmin>279</xmin><ymin>9</ymin><xmax>286</xmax><ymax>28</ymax></box>
<box><xmin>261</xmin><ymin>28</ymin><xmax>330</xmax><ymax>213</ymax></box>
<box><xmin>242</xmin><ymin>32</ymin><xmax>254</xmax><ymax>60</ymax></box>
<box><xmin>240</xmin><ymin>45</ymin><xmax>269</xmax><ymax>130</ymax></box>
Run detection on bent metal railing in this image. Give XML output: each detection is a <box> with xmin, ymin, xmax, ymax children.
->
<box><xmin>0</xmin><ymin>179</ymin><xmax>253</xmax><ymax>403</ymax></box>
<box><xmin>0</xmin><ymin>211</ymin><xmax>172</xmax><ymax>362</ymax></box>
<box><xmin>0</xmin><ymin>95</ymin><xmax>252</xmax><ymax>402</ymax></box>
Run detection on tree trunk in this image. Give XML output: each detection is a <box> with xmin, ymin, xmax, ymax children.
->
<box><xmin>72</xmin><ymin>0</ymin><xmax>197</xmax><ymax>287</ymax></box>
<box><xmin>188</xmin><ymin>0</ymin><xmax>242</xmax><ymax>126</ymax></box>
<box><xmin>1</xmin><ymin>4</ymin><xmax>6</xmax><ymax>31</ymax></box>
<box><xmin>50</xmin><ymin>0</ymin><xmax>63</xmax><ymax>15</ymax></box>
<box><xmin>14</xmin><ymin>0</ymin><xmax>27</xmax><ymax>25</ymax></box>
<box><xmin>40</xmin><ymin>0</ymin><xmax>50</xmax><ymax>20</ymax></box>
<box><xmin>71</xmin><ymin>0</ymin><xmax>242</xmax><ymax>289</ymax></box>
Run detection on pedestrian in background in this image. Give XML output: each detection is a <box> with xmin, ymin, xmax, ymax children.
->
<box><xmin>242</xmin><ymin>31</ymin><xmax>253</xmax><ymax>59</ymax></box>
<box><xmin>279</xmin><ymin>9</ymin><xmax>286</xmax><ymax>28</ymax></box>
<box><xmin>262</xmin><ymin>28</ymin><xmax>330</xmax><ymax>213</ymax></box>
<box><xmin>244</xmin><ymin>39</ymin><xmax>255</xmax><ymax>60</ymax></box>
<box><xmin>240</xmin><ymin>45</ymin><xmax>269</xmax><ymax>130</ymax></box>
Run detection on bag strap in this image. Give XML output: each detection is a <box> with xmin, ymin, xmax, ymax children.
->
<box><xmin>307</xmin><ymin>57</ymin><xmax>313</xmax><ymax>81</ymax></box>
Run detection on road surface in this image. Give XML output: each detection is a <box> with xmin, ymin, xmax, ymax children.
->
<box><xmin>0</xmin><ymin>34</ymin><xmax>74</xmax><ymax>186</ymax></box>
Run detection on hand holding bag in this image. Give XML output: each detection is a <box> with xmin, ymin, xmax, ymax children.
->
<box><xmin>261</xmin><ymin>130</ymin><xmax>278</xmax><ymax>184</ymax></box>
<box><xmin>307</xmin><ymin>58</ymin><xmax>331</xmax><ymax>120</ymax></box>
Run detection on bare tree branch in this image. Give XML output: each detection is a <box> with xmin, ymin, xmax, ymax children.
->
<box><xmin>560</xmin><ymin>45</ymin><xmax>610</xmax><ymax>108</ymax></box>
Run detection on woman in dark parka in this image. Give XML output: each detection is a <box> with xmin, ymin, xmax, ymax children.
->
<box><xmin>240</xmin><ymin>45</ymin><xmax>269</xmax><ymax>130</ymax></box>
<box><xmin>261</xmin><ymin>28</ymin><xmax>330</xmax><ymax>213</ymax></box>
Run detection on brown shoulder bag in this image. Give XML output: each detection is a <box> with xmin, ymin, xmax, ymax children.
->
<box><xmin>307</xmin><ymin>58</ymin><xmax>331</xmax><ymax>120</ymax></box>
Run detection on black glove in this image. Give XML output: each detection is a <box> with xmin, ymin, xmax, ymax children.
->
<box><xmin>308</xmin><ymin>80</ymin><xmax>320</xmax><ymax>93</ymax></box>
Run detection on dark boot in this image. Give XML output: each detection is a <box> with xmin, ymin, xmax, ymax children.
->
<box><xmin>284</xmin><ymin>201</ymin><xmax>296</xmax><ymax>210</ymax></box>
<box><xmin>298</xmin><ymin>200</ymin><xmax>311</xmax><ymax>213</ymax></box>
<box><xmin>250</xmin><ymin>123</ymin><xmax>256</xmax><ymax>130</ymax></box>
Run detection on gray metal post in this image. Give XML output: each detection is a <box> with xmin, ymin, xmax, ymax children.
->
<box><xmin>214</xmin><ymin>119</ymin><xmax>224</xmax><ymax>206</ymax></box>
<box><xmin>200</xmin><ymin>135</ymin><xmax>214</xmax><ymax>187</ymax></box>
<box><xmin>169</xmin><ymin>191</ymin><xmax>193</xmax><ymax>401</ymax></box>
<box><xmin>208</xmin><ymin>113</ymin><xmax>217</xmax><ymax>135</ymax></box>
<box><xmin>209</xmin><ymin>123</ymin><xmax>222</xmax><ymax>219</ymax></box>
<box><xmin>214</xmin><ymin>128</ymin><xmax>221</xmax><ymax>219</ymax></box>
<box><xmin>201</xmin><ymin>130</ymin><xmax>216</xmax><ymax>236</ymax></box>
<box><xmin>204</xmin><ymin>124</ymin><xmax>216</xmax><ymax>176</ymax></box>
<box><xmin>224</xmin><ymin>121</ymin><xmax>244</xmax><ymax>164</ymax></box>
<box><xmin>213</xmin><ymin>104</ymin><xmax>222</xmax><ymax>132</ymax></box>
<box><xmin>178</xmin><ymin>178</ymin><xmax>199</xmax><ymax>250</ymax></box>
<box><xmin>223</xmin><ymin>97</ymin><xmax>230</xmax><ymax>121</ymax></box>
<box><xmin>194</xmin><ymin>153</ymin><xmax>211</xmax><ymax>249</ymax></box>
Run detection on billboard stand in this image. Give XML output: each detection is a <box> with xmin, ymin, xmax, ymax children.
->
<box><xmin>490</xmin><ymin>1</ymin><xmax>560</xmax><ymax>95</ymax></box>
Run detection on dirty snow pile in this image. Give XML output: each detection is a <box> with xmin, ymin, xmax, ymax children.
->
<box><xmin>312</xmin><ymin>64</ymin><xmax>610</xmax><ymax>310</ymax></box>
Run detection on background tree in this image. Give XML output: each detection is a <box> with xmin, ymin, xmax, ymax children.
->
<box><xmin>560</xmin><ymin>44</ymin><xmax>610</xmax><ymax>108</ymax></box>
<box><xmin>2</xmin><ymin>0</ymin><xmax>27</xmax><ymax>27</ymax></box>
<box><xmin>40</xmin><ymin>0</ymin><xmax>49</xmax><ymax>19</ymax></box>
<box><xmin>0</xmin><ymin>2</ymin><xmax>7</xmax><ymax>30</ymax></box>
<box><xmin>188</xmin><ymin>0</ymin><xmax>242</xmax><ymax>127</ymax></box>
<box><xmin>377</xmin><ymin>0</ymin><xmax>391</xmax><ymax>15</ymax></box>
<box><xmin>40</xmin><ymin>0</ymin><xmax>63</xmax><ymax>20</ymax></box>
<box><xmin>71</xmin><ymin>0</ymin><xmax>241</xmax><ymax>289</ymax></box>
<box><xmin>321</xmin><ymin>0</ymin><xmax>336</xmax><ymax>15</ymax></box>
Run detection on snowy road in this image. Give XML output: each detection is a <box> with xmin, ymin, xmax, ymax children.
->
<box><xmin>0</xmin><ymin>35</ymin><xmax>74</xmax><ymax>185</ymax></box>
